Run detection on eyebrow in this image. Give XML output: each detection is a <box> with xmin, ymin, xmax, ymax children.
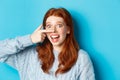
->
<box><xmin>46</xmin><ymin>21</ymin><xmax>64</xmax><ymax>24</ymax></box>
<box><xmin>56</xmin><ymin>21</ymin><xmax>64</xmax><ymax>24</ymax></box>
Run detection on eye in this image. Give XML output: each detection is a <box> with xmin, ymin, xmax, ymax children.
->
<box><xmin>45</xmin><ymin>24</ymin><xmax>51</xmax><ymax>29</ymax></box>
<box><xmin>56</xmin><ymin>24</ymin><xmax>63</xmax><ymax>28</ymax></box>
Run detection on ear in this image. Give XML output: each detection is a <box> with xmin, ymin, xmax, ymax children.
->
<box><xmin>67</xmin><ymin>26</ymin><xmax>70</xmax><ymax>34</ymax></box>
<box><xmin>67</xmin><ymin>30</ymin><xmax>70</xmax><ymax>34</ymax></box>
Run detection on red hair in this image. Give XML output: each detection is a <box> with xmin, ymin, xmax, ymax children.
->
<box><xmin>36</xmin><ymin>8</ymin><xmax>79</xmax><ymax>75</ymax></box>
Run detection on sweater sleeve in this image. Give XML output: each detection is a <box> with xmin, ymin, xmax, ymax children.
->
<box><xmin>78</xmin><ymin>50</ymin><xmax>95</xmax><ymax>80</ymax></box>
<box><xmin>0</xmin><ymin>34</ymin><xmax>33</xmax><ymax>62</ymax></box>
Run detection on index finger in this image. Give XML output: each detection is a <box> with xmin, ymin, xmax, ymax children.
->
<box><xmin>35</xmin><ymin>25</ymin><xmax>43</xmax><ymax>32</ymax></box>
<box><xmin>41</xmin><ymin>29</ymin><xmax>54</xmax><ymax>33</ymax></box>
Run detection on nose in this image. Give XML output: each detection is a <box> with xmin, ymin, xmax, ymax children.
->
<box><xmin>52</xmin><ymin>26</ymin><xmax>57</xmax><ymax>33</ymax></box>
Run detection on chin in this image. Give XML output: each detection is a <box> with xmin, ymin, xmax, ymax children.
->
<box><xmin>51</xmin><ymin>41</ymin><xmax>61</xmax><ymax>45</ymax></box>
<box><xmin>52</xmin><ymin>43</ymin><xmax>60</xmax><ymax>46</ymax></box>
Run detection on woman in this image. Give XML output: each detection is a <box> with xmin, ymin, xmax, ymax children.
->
<box><xmin>0</xmin><ymin>8</ymin><xmax>95</xmax><ymax>80</ymax></box>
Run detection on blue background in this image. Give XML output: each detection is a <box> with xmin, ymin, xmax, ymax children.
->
<box><xmin>0</xmin><ymin>0</ymin><xmax>120</xmax><ymax>80</ymax></box>
<box><xmin>0</xmin><ymin>63</ymin><xmax>20</xmax><ymax>80</ymax></box>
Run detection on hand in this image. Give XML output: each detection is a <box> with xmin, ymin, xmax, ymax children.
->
<box><xmin>30</xmin><ymin>25</ymin><xmax>54</xmax><ymax>43</ymax></box>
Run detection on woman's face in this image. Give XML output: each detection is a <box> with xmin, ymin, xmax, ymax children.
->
<box><xmin>45</xmin><ymin>16</ymin><xmax>70</xmax><ymax>48</ymax></box>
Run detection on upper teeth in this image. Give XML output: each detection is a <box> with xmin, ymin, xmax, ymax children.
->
<box><xmin>51</xmin><ymin>36</ymin><xmax>58</xmax><ymax>38</ymax></box>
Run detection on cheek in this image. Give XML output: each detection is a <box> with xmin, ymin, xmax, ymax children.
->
<box><xmin>59</xmin><ymin>28</ymin><xmax>67</xmax><ymax>37</ymax></box>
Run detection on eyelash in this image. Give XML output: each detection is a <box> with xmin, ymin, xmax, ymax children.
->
<box><xmin>57</xmin><ymin>24</ymin><xmax>63</xmax><ymax>28</ymax></box>
<box><xmin>46</xmin><ymin>25</ymin><xmax>51</xmax><ymax>28</ymax></box>
<box><xmin>46</xmin><ymin>24</ymin><xmax>63</xmax><ymax>29</ymax></box>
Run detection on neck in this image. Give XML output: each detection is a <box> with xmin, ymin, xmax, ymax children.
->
<box><xmin>53</xmin><ymin>45</ymin><xmax>62</xmax><ymax>53</ymax></box>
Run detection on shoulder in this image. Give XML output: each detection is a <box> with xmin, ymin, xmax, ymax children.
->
<box><xmin>76</xmin><ymin>49</ymin><xmax>92</xmax><ymax>66</ymax></box>
<box><xmin>73</xmin><ymin>49</ymin><xmax>95</xmax><ymax>80</ymax></box>
<box><xmin>78</xmin><ymin>49</ymin><xmax>90</xmax><ymax>59</ymax></box>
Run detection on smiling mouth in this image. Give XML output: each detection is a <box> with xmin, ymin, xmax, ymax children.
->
<box><xmin>50</xmin><ymin>35</ymin><xmax>60</xmax><ymax>42</ymax></box>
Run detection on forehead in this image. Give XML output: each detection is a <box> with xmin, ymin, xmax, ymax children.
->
<box><xmin>46</xmin><ymin>16</ymin><xmax>64</xmax><ymax>23</ymax></box>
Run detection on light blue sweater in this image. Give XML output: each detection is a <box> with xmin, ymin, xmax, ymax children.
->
<box><xmin>0</xmin><ymin>35</ymin><xmax>95</xmax><ymax>80</ymax></box>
